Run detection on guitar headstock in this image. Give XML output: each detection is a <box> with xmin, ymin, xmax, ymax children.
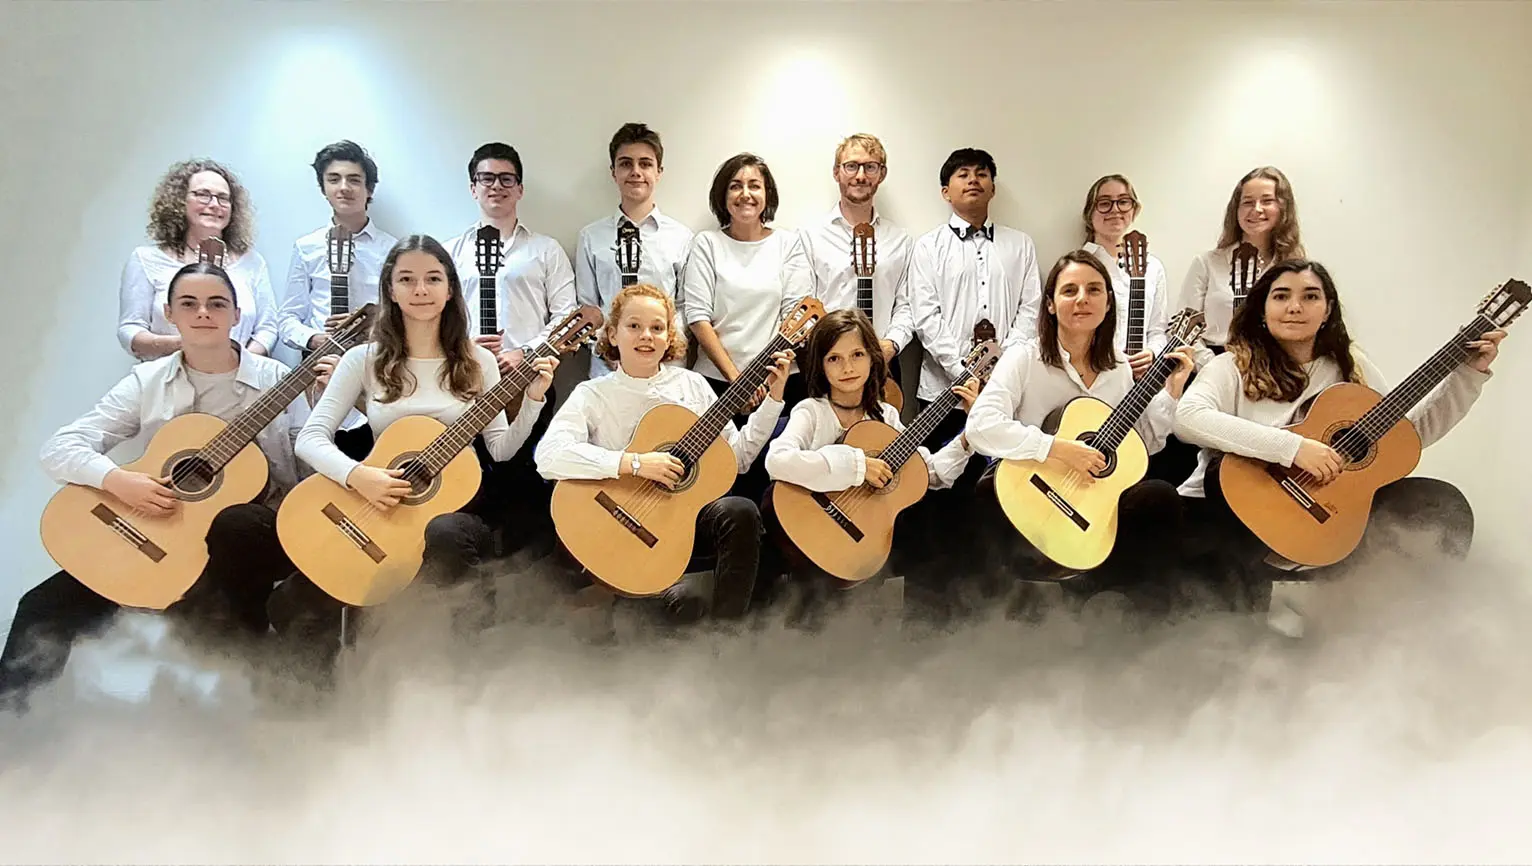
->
<box><xmin>616</xmin><ymin>220</ymin><xmax>641</xmax><ymax>275</ymax></box>
<box><xmin>852</xmin><ymin>222</ymin><xmax>876</xmax><ymax>277</ymax></box>
<box><xmin>1478</xmin><ymin>278</ymin><xmax>1532</xmax><ymax>329</ymax></box>
<box><xmin>196</xmin><ymin>237</ymin><xmax>226</xmax><ymax>267</ymax></box>
<box><xmin>779</xmin><ymin>296</ymin><xmax>827</xmax><ymax>347</ymax></box>
<box><xmin>545</xmin><ymin>304</ymin><xmax>606</xmax><ymax>354</ymax></box>
<box><xmin>1120</xmin><ymin>230</ymin><xmax>1148</xmax><ymax>279</ymax></box>
<box><xmin>972</xmin><ymin>318</ymin><xmax>997</xmax><ymax>346</ymax></box>
<box><xmin>308</xmin><ymin>303</ymin><xmax>377</xmax><ymax>358</ymax></box>
<box><xmin>327</xmin><ymin>224</ymin><xmax>355</xmax><ymax>276</ymax></box>
<box><xmin>1165</xmin><ymin>307</ymin><xmax>1207</xmax><ymax>347</ymax></box>
<box><xmin>474</xmin><ymin>224</ymin><xmax>503</xmax><ymax>278</ymax></box>
<box><xmin>1230</xmin><ymin>242</ymin><xmax>1260</xmax><ymax>300</ymax></box>
<box><xmin>959</xmin><ymin>339</ymin><xmax>1002</xmax><ymax>385</ymax></box>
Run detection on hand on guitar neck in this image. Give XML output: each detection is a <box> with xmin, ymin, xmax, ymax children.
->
<box><xmin>735</xmin><ymin>349</ymin><xmax>794</xmax><ymax>412</ymax></box>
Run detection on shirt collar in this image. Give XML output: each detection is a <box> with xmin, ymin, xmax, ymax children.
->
<box><xmin>614</xmin><ymin>204</ymin><xmax>662</xmax><ymax>229</ymax></box>
<box><xmin>171</xmin><ymin>343</ymin><xmax>263</xmax><ymax>389</ymax></box>
<box><xmin>826</xmin><ymin>203</ymin><xmax>881</xmax><ymax>228</ymax></box>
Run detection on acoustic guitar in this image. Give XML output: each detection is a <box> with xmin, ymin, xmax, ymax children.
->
<box><xmin>1119</xmin><ymin>230</ymin><xmax>1148</xmax><ymax>355</ymax></box>
<box><xmin>38</xmin><ymin>304</ymin><xmax>377</xmax><ymax>610</ymax></box>
<box><xmin>276</xmin><ymin>305</ymin><xmax>603</xmax><ymax>607</ymax></box>
<box><xmin>1218</xmin><ymin>278</ymin><xmax>1529</xmax><ymax>566</ymax></box>
<box><xmin>617</xmin><ymin>218</ymin><xmax>640</xmax><ymax>287</ymax></box>
<box><xmin>851</xmin><ymin>222</ymin><xmax>904</xmax><ymax>410</ymax></box>
<box><xmin>327</xmin><ymin>223</ymin><xmax>355</xmax><ymax>318</ymax></box>
<box><xmin>1229</xmin><ymin>241</ymin><xmax>1260</xmax><ymax>312</ymax></box>
<box><xmin>550</xmin><ymin>297</ymin><xmax>825</xmax><ymax>597</ymax></box>
<box><xmin>992</xmin><ymin>309</ymin><xmax>1207</xmax><ymax>571</ymax></box>
<box><xmin>771</xmin><ymin>339</ymin><xmax>1000</xmax><ymax>582</ymax></box>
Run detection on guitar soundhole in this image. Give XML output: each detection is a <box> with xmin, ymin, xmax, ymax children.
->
<box><xmin>387</xmin><ymin>454</ymin><xmax>441</xmax><ymax>506</ymax></box>
<box><xmin>166</xmin><ymin>452</ymin><xmax>220</xmax><ymax>502</ymax></box>
<box><xmin>1326</xmin><ymin>426</ymin><xmax>1372</xmax><ymax>466</ymax></box>
<box><xmin>1075</xmin><ymin>432</ymin><xmax>1118</xmax><ymax>479</ymax></box>
<box><xmin>654</xmin><ymin>443</ymin><xmax>698</xmax><ymax>493</ymax></box>
<box><xmin>862</xmin><ymin>449</ymin><xmax>900</xmax><ymax>496</ymax></box>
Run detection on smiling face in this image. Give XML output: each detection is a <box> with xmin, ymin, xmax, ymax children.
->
<box><xmin>611</xmin><ymin>294</ymin><xmax>671</xmax><ymax>377</ymax></box>
<box><xmin>184</xmin><ymin>170</ymin><xmax>232</xmax><ymax>238</ymax></box>
<box><xmin>612</xmin><ymin>142</ymin><xmax>661</xmax><ymax>208</ymax></box>
<box><xmin>833</xmin><ymin>141</ymin><xmax>885</xmax><ymax>208</ymax></box>
<box><xmin>822</xmin><ymin>328</ymin><xmax>873</xmax><ymax>404</ymax></box>
<box><xmin>941</xmin><ymin>164</ymin><xmax>996</xmax><ymax>212</ymax></box>
<box><xmin>322</xmin><ymin>159</ymin><xmax>369</xmax><ymax>218</ymax></box>
<box><xmin>726</xmin><ymin>165</ymin><xmax>768</xmax><ymax>227</ymax></box>
<box><xmin>165</xmin><ymin>271</ymin><xmax>238</xmax><ymax>349</ymax></box>
<box><xmin>389</xmin><ymin>249</ymin><xmax>451</xmax><ymax>325</ymax></box>
<box><xmin>1048</xmin><ymin>261</ymin><xmax>1110</xmax><ymax>342</ymax></box>
<box><xmin>1090</xmin><ymin>179</ymin><xmax>1138</xmax><ymax>243</ymax></box>
<box><xmin>1264</xmin><ymin>267</ymin><xmax>1330</xmax><ymax>346</ymax></box>
<box><xmin>1237</xmin><ymin>177</ymin><xmax>1281</xmax><ymax>242</ymax></box>
<box><xmin>470</xmin><ymin>157</ymin><xmax>522</xmax><ymax>220</ymax></box>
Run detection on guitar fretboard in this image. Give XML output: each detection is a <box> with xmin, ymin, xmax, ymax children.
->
<box><xmin>856</xmin><ymin>276</ymin><xmax>874</xmax><ymax>320</ymax></box>
<box><xmin>329</xmin><ymin>272</ymin><xmax>350</xmax><ymax>318</ymax></box>
<box><xmin>478</xmin><ymin>273</ymin><xmax>498</xmax><ymax>337</ymax></box>
<box><xmin>1349</xmin><ymin>313</ymin><xmax>1493</xmax><ymax>447</ymax></box>
<box><xmin>876</xmin><ymin>361</ymin><xmax>982</xmax><ymax>472</ymax></box>
<box><xmin>670</xmin><ymin>334</ymin><xmax>796</xmax><ymax>466</ymax></box>
<box><xmin>1125</xmin><ymin>275</ymin><xmax>1145</xmax><ymax>355</ymax></box>
<box><xmin>1092</xmin><ymin>336</ymin><xmax>1191</xmax><ymax>454</ymax></box>
<box><xmin>408</xmin><ymin>340</ymin><xmax>561</xmax><ymax>481</ymax></box>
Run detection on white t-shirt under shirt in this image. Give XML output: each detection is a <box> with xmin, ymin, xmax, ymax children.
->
<box><xmin>296</xmin><ymin>342</ymin><xmax>544</xmax><ymax>487</ymax></box>
<box><xmin>681</xmin><ymin>228</ymin><xmax>814</xmax><ymax>382</ymax></box>
<box><xmin>186</xmin><ymin>367</ymin><xmax>243</xmax><ymax>420</ymax></box>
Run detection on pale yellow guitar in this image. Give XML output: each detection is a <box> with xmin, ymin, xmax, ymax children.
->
<box><xmin>992</xmin><ymin>309</ymin><xmax>1205</xmax><ymax>571</ymax></box>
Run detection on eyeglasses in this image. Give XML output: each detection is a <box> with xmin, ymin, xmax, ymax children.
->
<box><xmin>188</xmin><ymin>190</ymin><xmax>232</xmax><ymax>208</ymax></box>
<box><xmin>1093</xmin><ymin>197</ymin><xmax>1136</xmax><ymax>214</ymax></box>
<box><xmin>474</xmin><ymin>172</ymin><xmax>520</xmax><ymax>189</ymax></box>
<box><xmin>839</xmin><ymin>161</ymin><xmax>885</xmax><ymax>177</ymax></box>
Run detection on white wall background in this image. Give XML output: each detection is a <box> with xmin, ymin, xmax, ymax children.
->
<box><xmin>1</xmin><ymin>0</ymin><xmax>1529</xmax><ymax>626</ymax></box>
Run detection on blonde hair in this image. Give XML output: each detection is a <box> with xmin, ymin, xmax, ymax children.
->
<box><xmin>1217</xmin><ymin>166</ymin><xmax>1304</xmax><ymax>264</ymax></box>
<box><xmin>596</xmin><ymin>283</ymin><xmax>688</xmax><ymax>364</ymax></box>
<box><xmin>1081</xmin><ymin>174</ymin><xmax>1142</xmax><ymax>243</ymax></box>
<box><xmin>834</xmin><ymin>133</ymin><xmax>887</xmax><ymax>167</ymax></box>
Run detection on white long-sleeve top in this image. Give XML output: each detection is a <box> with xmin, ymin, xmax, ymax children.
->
<box><xmin>908</xmin><ymin>214</ymin><xmax>1042</xmax><ymax>401</ymax></box>
<box><xmin>296</xmin><ymin>342</ymin><xmax>543</xmax><ymax>487</ymax></box>
<box><xmin>1082</xmin><ymin>240</ymin><xmax>1171</xmax><ymax>356</ymax></box>
<box><xmin>800</xmin><ymin>205</ymin><xmax>916</xmax><ymax>352</ymax></box>
<box><xmin>1177</xmin><ymin>246</ymin><xmax>1273</xmax><ymax>368</ymax></box>
<box><xmin>39</xmin><ymin>348</ymin><xmax>305</xmax><ymax>503</ymax></box>
<box><xmin>442</xmin><ymin>221</ymin><xmax>578</xmax><ymax>351</ymax></box>
<box><xmin>534</xmin><ymin>365</ymin><xmax>784</xmax><ymax>480</ymax></box>
<box><xmin>681</xmin><ymin>228</ymin><xmax>814</xmax><ymax>382</ymax></box>
<box><xmin>965</xmin><ymin>342</ymin><xmax>1176</xmax><ymax>463</ymax></box>
<box><xmin>1172</xmin><ymin>347</ymin><xmax>1489</xmax><ymax>498</ymax></box>
<box><xmin>574</xmin><ymin>205</ymin><xmax>694</xmax><ymax>376</ymax></box>
<box><xmin>117</xmin><ymin>245</ymin><xmax>279</xmax><ymax>358</ymax></box>
<box><xmin>764</xmin><ymin>397</ymin><xmax>972</xmax><ymax>492</ymax></box>
<box><xmin>278</xmin><ymin>219</ymin><xmax>399</xmax><ymax>351</ymax></box>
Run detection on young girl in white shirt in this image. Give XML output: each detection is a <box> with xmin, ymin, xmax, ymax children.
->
<box><xmin>762</xmin><ymin>308</ymin><xmax>978</xmax><ymax>624</ymax></box>
<box><xmin>270</xmin><ymin>235</ymin><xmax>556</xmax><ymax>646</ymax></box>
<box><xmin>1173</xmin><ymin>259</ymin><xmax>1502</xmax><ymax>615</ymax></box>
<box><xmin>535</xmin><ymin>282</ymin><xmax>792</xmax><ymax>625</ymax></box>
<box><xmin>964</xmin><ymin>251</ymin><xmax>1193</xmax><ymax>618</ymax></box>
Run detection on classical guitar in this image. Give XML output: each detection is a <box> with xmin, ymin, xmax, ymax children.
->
<box><xmin>327</xmin><ymin>223</ymin><xmax>355</xmax><ymax>318</ymax></box>
<box><xmin>1120</xmin><ymin>230</ymin><xmax>1148</xmax><ymax>355</ymax></box>
<box><xmin>1229</xmin><ymin>241</ymin><xmax>1260</xmax><ymax>312</ymax></box>
<box><xmin>276</xmin><ymin>305</ymin><xmax>604</xmax><ymax>607</ymax></box>
<box><xmin>852</xmin><ymin>222</ymin><xmax>904</xmax><ymax>411</ymax></box>
<box><xmin>992</xmin><ymin>309</ymin><xmax>1207</xmax><ymax>571</ymax></box>
<box><xmin>771</xmin><ymin>340</ymin><xmax>1000</xmax><ymax>582</ymax></box>
<box><xmin>617</xmin><ymin>218</ymin><xmax>640</xmax><ymax>287</ymax></box>
<box><xmin>196</xmin><ymin>237</ymin><xmax>225</xmax><ymax>267</ymax></box>
<box><xmin>1218</xmin><ymin>278</ymin><xmax>1529</xmax><ymax>567</ymax></box>
<box><xmin>474</xmin><ymin>224</ymin><xmax>502</xmax><ymax>342</ymax></box>
<box><xmin>38</xmin><ymin>305</ymin><xmax>377</xmax><ymax>610</ymax></box>
<box><xmin>550</xmin><ymin>297</ymin><xmax>825</xmax><ymax>597</ymax></box>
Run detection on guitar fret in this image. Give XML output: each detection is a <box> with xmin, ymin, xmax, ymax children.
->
<box><xmin>330</xmin><ymin>274</ymin><xmax>350</xmax><ymax>317</ymax></box>
<box><xmin>1353</xmin><ymin>315</ymin><xmax>1488</xmax><ymax>443</ymax></box>
<box><xmin>419</xmin><ymin>346</ymin><xmax>552</xmax><ymax>475</ymax></box>
<box><xmin>675</xmin><ymin>336</ymin><xmax>788</xmax><ymax>462</ymax></box>
<box><xmin>856</xmin><ymin>277</ymin><xmax>874</xmax><ymax>318</ymax></box>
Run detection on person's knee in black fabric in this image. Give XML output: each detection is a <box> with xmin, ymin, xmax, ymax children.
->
<box><xmin>421</xmin><ymin>512</ymin><xmax>493</xmax><ymax>587</ymax></box>
<box><xmin>702</xmin><ymin>496</ymin><xmax>763</xmax><ymax>620</ymax></box>
<box><xmin>1371</xmin><ymin>477</ymin><xmax>1474</xmax><ymax>560</ymax></box>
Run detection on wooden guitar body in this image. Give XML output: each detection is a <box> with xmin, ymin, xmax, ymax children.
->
<box><xmin>276</xmin><ymin>415</ymin><xmax>483</xmax><ymax>606</ymax></box>
<box><xmin>992</xmin><ymin>397</ymin><xmax>1149</xmax><ymax>571</ymax></box>
<box><xmin>1219</xmin><ymin>382</ymin><xmax>1421</xmax><ymax>567</ymax></box>
<box><xmin>38</xmin><ymin>413</ymin><xmax>269</xmax><ymax>609</ymax></box>
<box><xmin>771</xmin><ymin>419</ymin><xmax>928</xmax><ymax>582</ymax></box>
<box><xmin>550</xmin><ymin>402</ymin><xmax>738</xmax><ymax>597</ymax></box>
<box><xmin>882</xmin><ymin>378</ymin><xmax>904</xmax><ymax>412</ymax></box>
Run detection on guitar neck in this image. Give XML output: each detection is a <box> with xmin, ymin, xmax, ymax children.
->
<box><xmin>621</xmin><ymin>270</ymin><xmax>638</xmax><ymax>288</ymax></box>
<box><xmin>201</xmin><ymin>340</ymin><xmax>344</xmax><ymax>471</ymax></box>
<box><xmin>416</xmin><ymin>340</ymin><xmax>561</xmax><ymax>476</ymax></box>
<box><xmin>856</xmin><ymin>276</ymin><xmax>874</xmax><ymax>319</ymax></box>
<box><xmin>478</xmin><ymin>275</ymin><xmax>498</xmax><ymax>336</ymax></box>
<box><xmin>1353</xmin><ymin>313</ymin><xmax>1493</xmax><ymax>441</ymax></box>
<box><xmin>1092</xmin><ymin>337</ymin><xmax>1187</xmax><ymax>453</ymax></box>
<box><xmin>1125</xmin><ymin>276</ymin><xmax>1145</xmax><ymax>354</ymax></box>
<box><xmin>878</xmin><ymin>384</ymin><xmax>964</xmax><ymax>474</ymax></box>
<box><xmin>329</xmin><ymin>273</ymin><xmax>350</xmax><ymax>317</ymax></box>
<box><xmin>671</xmin><ymin>334</ymin><xmax>792</xmax><ymax>465</ymax></box>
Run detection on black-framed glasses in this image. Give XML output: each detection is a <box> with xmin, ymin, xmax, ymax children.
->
<box><xmin>189</xmin><ymin>190</ymin><xmax>232</xmax><ymax>207</ymax></box>
<box><xmin>839</xmin><ymin>161</ymin><xmax>885</xmax><ymax>176</ymax></box>
<box><xmin>474</xmin><ymin>172</ymin><xmax>520</xmax><ymax>189</ymax></box>
<box><xmin>1093</xmin><ymin>197</ymin><xmax>1136</xmax><ymax>214</ymax></box>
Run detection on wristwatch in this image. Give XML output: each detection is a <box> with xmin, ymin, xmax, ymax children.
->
<box><xmin>630</xmin><ymin>453</ymin><xmax>642</xmax><ymax>475</ymax></box>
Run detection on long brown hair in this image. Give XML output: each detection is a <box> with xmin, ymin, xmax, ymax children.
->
<box><xmin>1228</xmin><ymin>259</ymin><xmax>1360</xmax><ymax>402</ymax></box>
<box><xmin>595</xmin><ymin>282</ymin><xmax>688</xmax><ymax>363</ymax></box>
<box><xmin>371</xmin><ymin>234</ymin><xmax>481</xmax><ymax>404</ymax></box>
<box><xmin>147</xmin><ymin>158</ymin><xmax>256</xmax><ymax>255</ymax></box>
<box><xmin>1081</xmin><ymin>173</ymin><xmax>1141</xmax><ymax>243</ymax></box>
<box><xmin>1216</xmin><ymin>166</ymin><xmax>1304</xmax><ymax>264</ymax></box>
<box><xmin>803</xmin><ymin>309</ymin><xmax>887</xmax><ymax>418</ymax></box>
<box><xmin>1036</xmin><ymin>251</ymin><xmax>1119</xmax><ymax>374</ymax></box>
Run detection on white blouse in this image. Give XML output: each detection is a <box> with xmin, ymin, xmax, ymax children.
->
<box><xmin>117</xmin><ymin>244</ymin><xmax>279</xmax><ymax>358</ymax></box>
<box><xmin>681</xmin><ymin>228</ymin><xmax>814</xmax><ymax>382</ymax></box>
<box><xmin>1082</xmin><ymin>240</ymin><xmax>1171</xmax><ymax>356</ymax></box>
<box><xmin>765</xmin><ymin>397</ymin><xmax>972</xmax><ymax>492</ymax></box>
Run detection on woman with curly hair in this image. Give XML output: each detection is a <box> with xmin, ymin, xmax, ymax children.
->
<box><xmin>116</xmin><ymin>158</ymin><xmax>279</xmax><ymax>360</ymax></box>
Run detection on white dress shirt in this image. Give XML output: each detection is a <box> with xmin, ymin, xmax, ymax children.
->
<box><xmin>442</xmin><ymin>221</ymin><xmax>578</xmax><ymax>351</ymax></box>
<box><xmin>1082</xmin><ymin>240</ymin><xmax>1171</xmax><ymax>356</ymax></box>
<box><xmin>40</xmin><ymin>348</ymin><xmax>306</xmax><ymax>504</ymax></box>
<box><xmin>534</xmin><ymin>365</ymin><xmax>784</xmax><ymax>480</ymax></box>
<box><xmin>765</xmin><ymin>397</ymin><xmax>971</xmax><ymax>492</ymax></box>
<box><xmin>118</xmin><ymin>245</ymin><xmax>279</xmax><ymax>358</ymax></box>
<box><xmin>681</xmin><ymin>228</ymin><xmax>814</xmax><ymax>382</ymax></box>
<box><xmin>296</xmin><ymin>343</ymin><xmax>544</xmax><ymax>487</ymax></box>
<box><xmin>800</xmin><ymin>205</ymin><xmax>915</xmax><ymax>351</ymax></box>
<box><xmin>574</xmin><ymin>205</ymin><xmax>694</xmax><ymax>375</ymax></box>
<box><xmin>278</xmin><ymin>219</ymin><xmax>399</xmax><ymax>351</ymax></box>
<box><xmin>1172</xmin><ymin>347</ymin><xmax>1489</xmax><ymax>498</ymax></box>
<box><xmin>965</xmin><ymin>341</ymin><xmax>1175</xmax><ymax>463</ymax></box>
<box><xmin>908</xmin><ymin>214</ymin><xmax>1042</xmax><ymax>402</ymax></box>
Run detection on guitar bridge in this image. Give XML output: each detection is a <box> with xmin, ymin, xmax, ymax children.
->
<box><xmin>1029</xmin><ymin>474</ymin><xmax>1090</xmax><ymax>531</ymax></box>
<box><xmin>811</xmin><ymin>491</ymin><xmax>864</xmax><ymax>542</ymax></box>
<box><xmin>596</xmin><ymin>491</ymin><xmax>658</xmax><ymax>548</ymax></box>
<box><xmin>90</xmin><ymin>503</ymin><xmax>166</xmax><ymax>562</ymax></box>
<box><xmin>322</xmin><ymin>503</ymin><xmax>386</xmax><ymax>562</ymax></box>
<box><xmin>1265</xmin><ymin>465</ymin><xmax>1331</xmax><ymax>524</ymax></box>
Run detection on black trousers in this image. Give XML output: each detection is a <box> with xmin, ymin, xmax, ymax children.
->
<box><xmin>483</xmin><ymin>384</ymin><xmax>559</xmax><ymax>560</ymax></box>
<box><xmin>0</xmin><ymin>503</ymin><xmax>293</xmax><ymax>710</ymax></box>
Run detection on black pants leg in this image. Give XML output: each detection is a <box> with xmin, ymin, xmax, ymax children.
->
<box><xmin>692</xmin><ymin>496</ymin><xmax>764</xmax><ymax>620</ymax></box>
<box><xmin>1</xmin><ymin>502</ymin><xmax>290</xmax><ymax>709</ymax></box>
<box><xmin>1060</xmin><ymin>479</ymin><xmax>1185</xmax><ymax>613</ymax></box>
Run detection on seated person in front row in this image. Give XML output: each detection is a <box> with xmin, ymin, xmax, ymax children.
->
<box><xmin>962</xmin><ymin>250</ymin><xmax>1193</xmax><ymax>616</ymax></box>
<box><xmin>762</xmin><ymin>308</ymin><xmax>978</xmax><ymax>622</ymax></box>
<box><xmin>1171</xmin><ymin>258</ymin><xmax>1503</xmax><ymax>613</ymax></box>
<box><xmin>268</xmin><ymin>234</ymin><xmax>555</xmax><ymax>649</ymax></box>
<box><xmin>534</xmin><ymin>282</ymin><xmax>792</xmax><ymax>624</ymax></box>
<box><xmin>2</xmin><ymin>263</ymin><xmax>305</xmax><ymax>713</ymax></box>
